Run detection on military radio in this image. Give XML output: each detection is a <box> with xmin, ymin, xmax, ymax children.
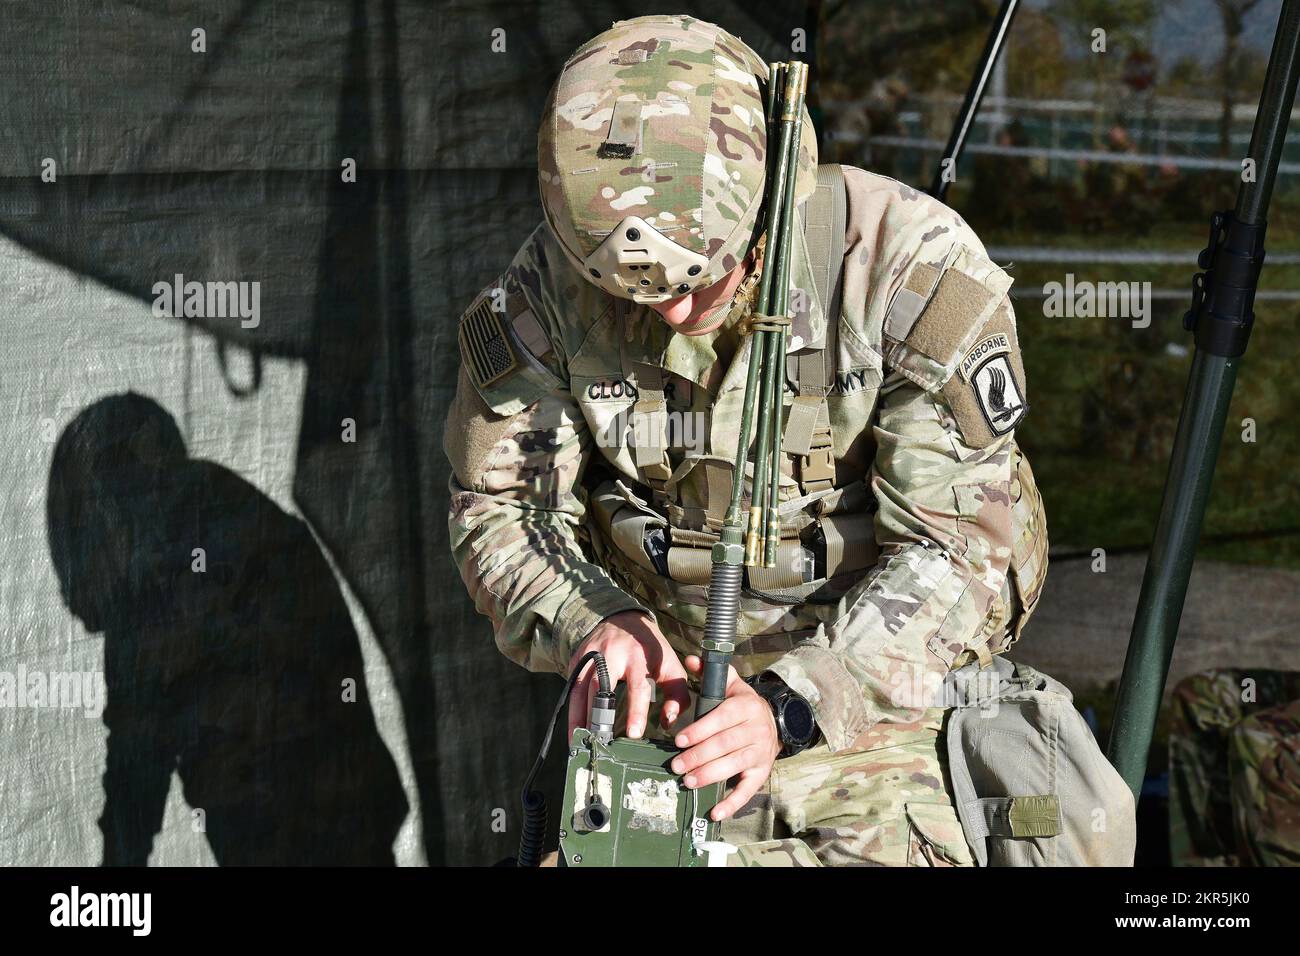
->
<box><xmin>517</xmin><ymin>61</ymin><xmax>810</xmax><ymax>868</ymax></box>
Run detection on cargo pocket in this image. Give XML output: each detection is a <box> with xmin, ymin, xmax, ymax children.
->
<box><xmin>905</xmin><ymin>802</ymin><xmax>975</xmax><ymax>867</ymax></box>
<box><xmin>953</xmin><ymin>482</ymin><xmax>990</xmax><ymax>558</ymax></box>
<box><xmin>946</xmin><ymin>481</ymin><xmax>1008</xmax><ymax>668</ymax></box>
<box><xmin>589</xmin><ymin>480</ymin><xmax>665</xmax><ymax>575</ymax></box>
<box><xmin>730</xmin><ymin>839</ymin><xmax>823</xmax><ymax>867</ymax></box>
<box><xmin>999</xmin><ymin>446</ymin><xmax>1048</xmax><ymax>654</ymax></box>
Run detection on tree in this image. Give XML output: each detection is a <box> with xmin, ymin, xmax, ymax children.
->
<box><xmin>1216</xmin><ymin>0</ymin><xmax>1264</xmax><ymax>157</ymax></box>
<box><xmin>1046</xmin><ymin>0</ymin><xmax>1155</xmax><ymax>147</ymax></box>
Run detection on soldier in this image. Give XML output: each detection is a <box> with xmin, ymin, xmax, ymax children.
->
<box><xmin>1169</xmin><ymin>668</ymin><xmax>1300</xmax><ymax>866</ymax></box>
<box><xmin>445</xmin><ymin>14</ymin><xmax>1048</xmax><ymax>866</ymax></box>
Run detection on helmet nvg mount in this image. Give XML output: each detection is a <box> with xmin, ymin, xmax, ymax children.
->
<box><xmin>538</xmin><ymin>14</ymin><xmax>818</xmax><ymax>304</ymax></box>
<box><xmin>586</xmin><ymin>217</ymin><xmax>710</xmax><ymax>302</ymax></box>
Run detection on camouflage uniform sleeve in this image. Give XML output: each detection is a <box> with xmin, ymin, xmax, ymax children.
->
<box><xmin>445</xmin><ymin>233</ymin><xmax>648</xmax><ymax>676</ymax></box>
<box><xmin>770</xmin><ymin>226</ymin><xmax>1026</xmax><ymax>751</ymax></box>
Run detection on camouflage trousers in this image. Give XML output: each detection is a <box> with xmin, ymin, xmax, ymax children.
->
<box><xmin>1168</xmin><ymin>668</ymin><xmax>1300</xmax><ymax>867</ymax></box>
<box><xmin>616</xmin><ymin>663</ymin><xmax>972</xmax><ymax>868</ymax></box>
<box><xmin>718</xmin><ymin>717</ymin><xmax>973</xmax><ymax>867</ymax></box>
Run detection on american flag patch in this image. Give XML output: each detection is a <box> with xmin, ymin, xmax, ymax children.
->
<box><xmin>459</xmin><ymin>299</ymin><xmax>517</xmax><ymax>388</ymax></box>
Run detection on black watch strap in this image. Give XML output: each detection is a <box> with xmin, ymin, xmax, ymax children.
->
<box><xmin>748</xmin><ymin>677</ymin><xmax>819</xmax><ymax>756</ymax></box>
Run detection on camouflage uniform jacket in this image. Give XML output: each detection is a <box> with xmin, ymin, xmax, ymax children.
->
<box><xmin>445</xmin><ymin>166</ymin><xmax>1048</xmax><ymax>753</ymax></box>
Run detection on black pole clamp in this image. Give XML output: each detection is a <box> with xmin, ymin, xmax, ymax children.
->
<box><xmin>1183</xmin><ymin>210</ymin><xmax>1267</xmax><ymax>358</ymax></box>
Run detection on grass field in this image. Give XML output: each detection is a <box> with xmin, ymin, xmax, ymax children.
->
<box><xmin>968</xmin><ymin>207</ymin><xmax>1300</xmax><ymax>572</ymax></box>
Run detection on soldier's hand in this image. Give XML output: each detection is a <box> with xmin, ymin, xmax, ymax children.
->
<box><xmin>673</xmin><ymin>656</ymin><xmax>781</xmax><ymax>822</ymax></box>
<box><xmin>567</xmin><ymin>611</ymin><xmax>691</xmax><ymax>741</ymax></box>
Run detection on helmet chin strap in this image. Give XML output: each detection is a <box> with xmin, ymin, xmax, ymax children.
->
<box><xmin>581</xmin><ymin>215</ymin><xmax>712</xmax><ymax>304</ymax></box>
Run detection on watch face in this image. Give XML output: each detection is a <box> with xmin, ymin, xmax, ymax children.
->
<box><xmin>780</xmin><ymin>697</ymin><xmax>816</xmax><ymax>745</ymax></box>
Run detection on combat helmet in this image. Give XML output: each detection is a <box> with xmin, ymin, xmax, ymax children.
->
<box><xmin>538</xmin><ymin>14</ymin><xmax>818</xmax><ymax>304</ymax></box>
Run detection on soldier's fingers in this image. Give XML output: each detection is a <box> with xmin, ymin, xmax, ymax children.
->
<box><xmin>625</xmin><ymin>657</ymin><xmax>650</xmax><ymax>739</ymax></box>
<box><xmin>642</xmin><ymin>647</ymin><xmax>689</xmax><ymax>729</ymax></box>
<box><xmin>682</xmin><ymin>744</ymin><xmax>761</xmax><ymax>790</ymax></box>
<box><xmin>723</xmin><ymin>664</ymin><xmax>744</xmax><ymax>693</ymax></box>
<box><xmin>652</xmin><ymin>643</ymin><xmax>689</xmax><ymax>684</ymax></box>
<box><xmin>670</xmin><ymin>725</ymin><xmax>749</xmax><ymax>775</ymax></box>
<box><xmin>674</xmin><ymin>695</ymin><xmax>752</xmax><ymax>749</ymax></box>
<box><xmin>658</xmin><ymin>672</ymin><xmax>691</xmax><ymax>729</ymax></box>
<box><xmin>632</xmin><ymin>620</ymin><xmax>673</xmax><ymax>675</ymax></box>
<box><xmin>712</xmin><ymin>767</ymin><xmax>766</xmax><ymax>821</ymax></box>
<box><xmin>683</xmin><ymin>654</ymin><xmax>743</xmax><ymax>696</ymax></box>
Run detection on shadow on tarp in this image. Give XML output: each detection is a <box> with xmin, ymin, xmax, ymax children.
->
<box><xmin>47</xmin><ymin>392</ymin><xmax>409</xmax><ymax>865</ymax></box>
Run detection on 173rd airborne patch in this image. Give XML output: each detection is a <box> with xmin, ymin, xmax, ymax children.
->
<box><xmin>960</xmin><ymin>332</ymin><xmax>1026</xmax><ymax>436</ymax></box>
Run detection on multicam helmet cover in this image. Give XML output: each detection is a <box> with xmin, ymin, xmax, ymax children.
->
<box><xmin>538</xmin><ymin>14</ymin><xmax>818</xmax><ymax>304</ymax></box>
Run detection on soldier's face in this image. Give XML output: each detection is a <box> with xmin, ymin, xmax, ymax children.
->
<box><xmin>646</xmin><ymin>255</ymin><xmax>753</xmax><ymax>336</ymax></box>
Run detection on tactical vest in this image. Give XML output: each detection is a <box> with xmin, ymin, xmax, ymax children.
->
<box><xmin>575</xmin><ymin>165</ymin><xmax>1046</xmax><ymax>667</ymax></box>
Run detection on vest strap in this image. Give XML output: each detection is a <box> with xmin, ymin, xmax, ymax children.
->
<box><xmin>784</xmin><ymin>164</ymin><xmax>845</xmax><ymax>495</ymax></box>
<box><xmin>630</xmin><ymin>362</ymin><xmax>671</xmax><ymax>478</ymax></box>
<box><xmin>617</xmin><ymin>300</ymin><xmax>673</xmax><ymax>492</ymax></box>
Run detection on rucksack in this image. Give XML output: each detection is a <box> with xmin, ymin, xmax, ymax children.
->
<box><xmin>943</xmin><ymin>656</ymin><xmax>1138</xmax><ymax>866</ymax></box>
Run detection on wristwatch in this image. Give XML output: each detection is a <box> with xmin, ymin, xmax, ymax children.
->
<box><xmin>747</xmin><ymin>677</ymin><xmax>819</xmax><ymax>757</ymax></box>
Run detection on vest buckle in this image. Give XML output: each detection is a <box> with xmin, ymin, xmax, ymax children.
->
<box><xmin>797</xmin><ymin>435</ymin><xmax>835</xmax><ymax>490</ymax></box>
